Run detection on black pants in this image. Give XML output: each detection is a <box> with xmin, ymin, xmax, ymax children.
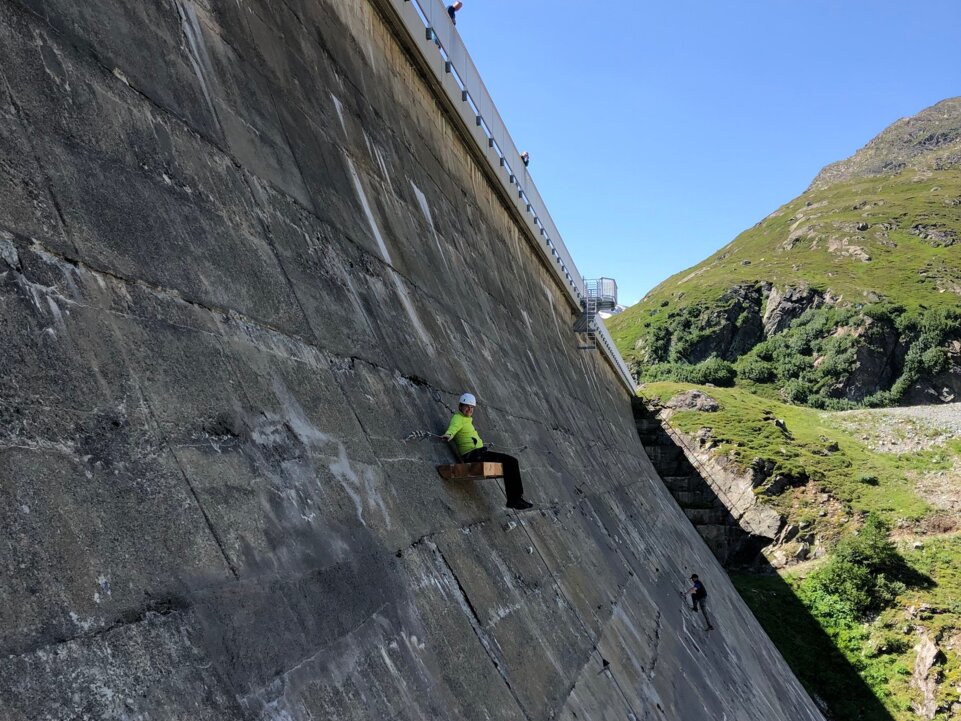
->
<box><xmin>693</xmin><ymin>596</ymin><xmax>711</xmax><ymax>627</ymax></box>
<box><xmin>464</xmin><ymin>447</ymin><xmax>524</xmax><ymax>501</ymax></box>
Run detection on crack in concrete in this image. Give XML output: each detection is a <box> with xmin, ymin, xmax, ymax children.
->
<box><xmin>3</xmin><ymin>227</ymin><xmax>590</xmax><ymax>436</ymax></box>
<box><xmin>238</xmin><ymin>600</ymin><xmax>391</xmax><ymax>708</ymax></box>
<box><xmin>3</xmin><ymin>594</ymin><xmax>189</xmax><ymax>660</ymax></box>
<box><xmin>429</xmin><ymin>539</ymin><xmax>534</xmax><ymax>721</ymax></box>
<box><xmin>649</xmin><ymin>608</ymin><xmax>663</xmax><ymax>678</ymax></box>
<box><xmin>131</xmin><ymin>382</ymin><xmax>241</xmax><ymax>580</ymax></box>
<box><xmin>3</xmin><ymin>562</ymin><xmax>373</xmax><ymax>662</ymax></box>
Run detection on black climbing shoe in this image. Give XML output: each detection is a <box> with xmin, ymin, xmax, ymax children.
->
<box><xmin>506</xmin><ymin>498</ymin><xmax>533</xmax><ymax>510</ymax></box>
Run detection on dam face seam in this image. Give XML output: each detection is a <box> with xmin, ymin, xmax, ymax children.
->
<box><xmin>135</xmin><ymin>379</ymin><xmax>242</xmax><ymax>579</ymax></box>
<box><xmin>430</xmin><ymin>540</ymin><xmax>534</xmax><ymax>721</ymax></box>
<box><xmin>1</xmin><ymin>230</ymin><xmax>608</xmax><ymax>430</ymax></box>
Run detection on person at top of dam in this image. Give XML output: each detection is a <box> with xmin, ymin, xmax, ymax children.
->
<box><xmin>447</xmin><ymin>2</ymin><xmax>462</xmax><ymax>25</ymax></box>
<box><xmin>441</xmin><ymin>393</ymin><xmax>533</xmax><ymax>510</ymax></box>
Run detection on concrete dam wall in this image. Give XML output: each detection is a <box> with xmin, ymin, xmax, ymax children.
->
<box><xmin>0</xmin><ymin>1</ymin><xmax>823</xmax><ymax>719</ymax></box>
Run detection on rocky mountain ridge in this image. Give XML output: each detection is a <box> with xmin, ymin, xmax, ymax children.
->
<box><xmin>811</xmin><ymin>97</ymin><xmax>961</xmax><ymax>190</ymax></box>
<box><xmin>610</xmin><ymin>97</ymin><xmax>961</xmax><ymax>409</ymax></box>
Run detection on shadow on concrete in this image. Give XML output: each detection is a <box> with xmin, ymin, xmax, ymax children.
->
<box><xmin>632</xmin><ymin>399</ymin><xmax>898</xmax><ymax>721</ymax></box>
<box><xmin>729</xmin><ymin>560</ymin><xmax>895</xmax><ymax>721</ymax></box>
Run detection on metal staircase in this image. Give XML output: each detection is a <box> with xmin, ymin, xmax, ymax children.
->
<box><xmin>574</xmin><ymin>293</ymin><xmax>598</xmax><ymax>350</ymax></box>
<box><xmin>574</xmin><ymin>278</ymin><xmax>617</xmax><ymax>351</ymax></box>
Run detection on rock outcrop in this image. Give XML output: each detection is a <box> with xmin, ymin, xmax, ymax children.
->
<box><xmin>905</xmin><ymin>340</ymin><xmax>961</xmax><ymax>404</ymax></box>
<box><xmin>0</xmin><ymin>1</ymin><xmax>822</xmax><ymax>720</ymax></box>
<box><xmin>763</xmin><ymin>285</ymin><xmax>826</xmax><ymax>336</ymax></box>
<box><xmin>912</xmin><ymin>632</ymin><xmax>946</xmax><ymax>720</ymax></box>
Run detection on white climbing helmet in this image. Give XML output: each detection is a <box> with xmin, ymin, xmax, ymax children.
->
<box><xmin>458</xmin><ymin>393</ymin><xmax>477</xmax><ymax>407</ymax></box>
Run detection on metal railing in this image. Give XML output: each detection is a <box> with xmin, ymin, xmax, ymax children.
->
<box><xmin>657</xmin><ymin>418</ymin><xmax>746</xmax><ymax>522</ymax></box>
<box><xmin>382</xmin><ymin>0</ymin><xmax>636</xmax><ymax>393</ymax></box>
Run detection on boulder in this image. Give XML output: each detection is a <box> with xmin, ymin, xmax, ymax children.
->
<box><xmin>664</xmin><ymin>390</ymin><xmax>719</xmax><ymax>412</ymax></box>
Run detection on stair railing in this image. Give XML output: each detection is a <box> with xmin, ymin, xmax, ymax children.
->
<box><xmin>654</xmin><ymin>415</ymin><xmax>744</xmax><ymax>524</ymax></box>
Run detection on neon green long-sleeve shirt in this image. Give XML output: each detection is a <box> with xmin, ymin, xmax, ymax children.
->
<box><xmin>444</xmin><ymin>412</ymin><xmax>484</xmax><ymax>457</ymax></box>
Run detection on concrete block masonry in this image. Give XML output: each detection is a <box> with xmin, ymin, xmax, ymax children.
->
<box><xmin>0</xmin><ymin>0</ymin><xmax>824</xmax><ymax>719</ymax></box>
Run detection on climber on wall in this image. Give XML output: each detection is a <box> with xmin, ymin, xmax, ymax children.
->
<box><xmin>682</xmin><ymin>574</ymin><xmax>715</xmax><ymax>631</ymax></box>
<box><xmin>441</xmin><ymin>393</ymin><xmax>533</xmax><ymax>510</ymax></box>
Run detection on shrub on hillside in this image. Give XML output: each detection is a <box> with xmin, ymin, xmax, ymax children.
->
<box><xmin>732</xmin><ymin>303</ymin><xmax>961</xmax><ymax>408</ymax></box>
<box><xmin>641</xmin><ymin>357</ymin><xmax>736</xmax><ymax>387</ymax></box>
<box><xmin>805</xmin><ymin>515</ymin><xmax>906</xmax><ymax>619</ymax></box>
<box><xmin>685</xmin><ymin>357</ymin><xmax>737</xmax><ymax>386</ymax></box>
<box><xmin>736</xmin><ymin>355</ymin><xmax>776</xmax><ymax>383</ymax></box>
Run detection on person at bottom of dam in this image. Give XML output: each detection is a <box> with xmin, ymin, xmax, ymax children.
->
<box><xmin>441</xmin><ymin>392</ymin><xmax>533</xmax><ymax>510</ymax></box>
<box><xmin>683</xmin><ymin>574</ymin><xmax>715</xmax><ymax>631</ymax></box>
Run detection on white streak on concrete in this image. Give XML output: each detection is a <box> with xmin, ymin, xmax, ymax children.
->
<box><xmin>0</xmin><ymin>232</ymin><xmax>18</xmax><ymax>268</ymax></box>
<box><xmin>177</xmin><ymin>2</ymin><xmax>221</xmax><ymax>129</ymax></box>
<box><xmin>411</xmin><ymin>180</ymin><xmax>452</xmax><ymax>273</ymax></box>
<box><xmin>330</xmin><ymin>93</ymin><xmax>348</xmax><ymax>135</ymax></box>
<box><xmin>46</xmin><ymin>296</ymin><xmax>68</xmax><ymax>336</ymax></box>
<box><xmin>346</xmin><ymin>157</ymin><xmax>432</xmax><ymax>348</ymax></box>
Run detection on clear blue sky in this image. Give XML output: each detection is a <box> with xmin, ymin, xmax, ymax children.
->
<box><xmin>453</xmin><ymin>1</ymin><xmax>961</xmax><ymax>305</ymax></box>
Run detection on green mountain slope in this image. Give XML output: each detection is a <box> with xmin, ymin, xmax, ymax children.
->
<box><xmin>619</xmin><ymin>99</ymin><xmax>961</xmax><ymax>719</ymax></box>
<box><xmin>610</xmin><ymin>98</ymin><xmax>961</xmax><ymax>408</ymax></box>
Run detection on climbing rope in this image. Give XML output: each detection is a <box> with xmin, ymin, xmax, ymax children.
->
<box><xmin>403</xmin><ymin>430</ymin><xmax>444</xmax><ymax>443</ymax></box>
<box><xmin>488</xmin><ymin>442</ymin><xmax>529</xmax><ymax>454</ymax></box>
<box><xmin>402</xmin><ymin>430</ymin><xmax>528</xmax><ymax>454</ymax></box>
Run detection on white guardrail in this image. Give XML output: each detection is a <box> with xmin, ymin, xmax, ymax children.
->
<box><xmin>380</xmin><ymin>0</ymin><xmax>637</xmax><ymax>394</ymax></box>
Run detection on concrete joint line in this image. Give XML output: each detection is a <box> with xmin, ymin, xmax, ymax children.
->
<box><xmin>239</xmin><ymin>601</ymin><xmax>391</xmax><ymax>707</ymax></box>
<box><xmin>7</xmin><ymin>231</ymin><xmax>590</xmax><ymax>456</ymax></box>
<box><xmin>133</xmin><ymin>383</ymin><xmax>241</xmax><ymax>579</ymax></box>
<box><xmin>430</xmin><ymin>541</ymin><xmax>534</xmax><ymax>721</ymax></box>
<box><xmin>3</xmin><ymin>595</ymin><xmax>189</xmax><ymax>660</ymax></box>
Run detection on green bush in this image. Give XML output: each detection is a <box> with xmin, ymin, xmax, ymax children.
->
<box><xmin>805</xmin><ymin>515</ymin><xmax>905</xmax><ymax>619</ymax></box>
<box><xmin>736</xmin><ymin>355</ymin><xmax>776</xmax><ymax>382</ymax></box>
<box><xmin>635</xmin><ymin>296</ymin><xmax>961</xmax><ymax>408</ymax></box>
<box><xmin>921</xmin><ymin>346</ymin><xmax>948</xmax><ymax>375</ymax></box>
<box><xmin>686</xmin><ymin>357</ymin><xmax>737</xmax><ymax>386</ymax></box>
<box><xmin>641</xmin><ymin>357</ymin><xmax>737</xmax><ymax>387</ymax></box>
<box><xmin>781</xmin><ymin>378</ymin><xmax>810</xmax><ymax>404</ymax></box>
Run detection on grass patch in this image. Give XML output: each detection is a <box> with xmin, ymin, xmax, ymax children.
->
<box><xmin>732</xmin><ymin>571</ymin><xmax>895</xmax><ymax>720</ymax></box>
<box><xmin>639</xmin><ymin>382</ymin><xmax>937</xmax><ymax>523</ymax></box>
<box><xmin>640</xmin><ymin>380</ymin><xmax>961</xmax><ymax>719</ymax></box>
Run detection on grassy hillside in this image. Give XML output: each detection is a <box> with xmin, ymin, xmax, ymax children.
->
<box><xmin>619</xmin><ymin>100</ymin><xmax>961</xmax><ymax>719</ymax></box>
<box><xmin>641</xmin><ymin>382</ymin><xmax>961</xmax><ymax>720</ymax></box>
<box><xmin>610</xmin><ymin>99</ymin><xmax>961</xmax><ymax>408</ymax></box>
<box><xmin>609</xmin><ymin>168</ymin><xmax>961</xmax><ymax>409</ymax></box>
<box><xmin>640</xmin><ymin>383</ymin><xmax>952</xmax><ymax>527</ymax></box>
<box><xmin>613</xmin><ymin>168</ymin><xmax>961</xmax><ymax>346</ymax></box>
